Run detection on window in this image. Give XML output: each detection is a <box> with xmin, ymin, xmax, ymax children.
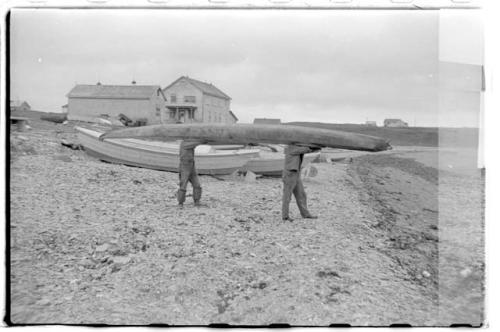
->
<box><xmin>155</xmin><ymin>107</ymin><xmax>160</xmax><ymax>116</ymax></box>
<box><xmin>184</xmin><ymin>96</ymin><xmax>196</xmax><ymax>103</ymax></box>
<box><xmin>171</xmin><ymin>94</ymin><xmax>177</xmax><ymax>103</ymax></box>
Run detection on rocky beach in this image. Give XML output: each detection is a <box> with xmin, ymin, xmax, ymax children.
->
<box><xmin>8</xmin><ymin>120</ymin><xmax>484</xmax><ymax>326</ymax></box>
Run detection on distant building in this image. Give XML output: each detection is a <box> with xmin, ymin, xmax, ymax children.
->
<box><xmin>162</xmin><ymin>76</ymin><xmax>234</xmax><ymax>124</ymax></box>
<box><xmin>384</xmin><ymin>118</ymin><xmax>408</xmax><ymax>127</ymax></box>
<box><xmin>66</xmin><ymin>84</ymin><xmax>166</xmax><ymax>124</ymax></box>
<box><xmin>10</xmin><ymin>100</ymin><xmax>31</xmax><ymax>112</ymax></box>
<box><xmin>253</xmin><ymin>118</ymin><xmax>281</xmax><ymax>125</ymax></box>
<box><xmin>61</xmin><ymin>104</ymin><xmax>68</xmax><ymax>113</ymax></box>
<box><xmin>365</xmin><ymin>121</ymin><xmax>377</xmax><ymax>127</ymax></box>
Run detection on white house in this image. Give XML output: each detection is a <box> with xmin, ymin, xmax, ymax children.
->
<box><xmin>162</xmin><ymin>76</ymin><xmax>236</xmax><ymax>124</ymax></box>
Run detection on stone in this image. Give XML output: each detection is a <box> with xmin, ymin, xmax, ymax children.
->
<box><xmin>80</xmin><ymin>258</ymin><xmax>94</xmax><ymax>269</ymax></box>
<box><xmin>95</xmin><ymin>243</ymin><xmax>109</xmax><ymax>253</ymax></box>
<box><xmin>112</xmin><ymin>256</ymin><xmax>131</xmax><ymax>265</ymax></box>
<box><xmin>53</xmin><ymin>155</ymin><xmax>72</xmax><ymax>162</ymax></box>
<box><xmin>422</xmin><ymin>270</ymin><xmax>431</xmax><ymax>278</ymax></box>
<box><xmin>229</xmin><ymin>170</ymin><xmax>242</xmax><ymax>181</ymax></box>
<box><xmin>245</xmin><ymin>171</ymin><xmax>257</xmax><ymax>183</ymax></box>
<box><xmin>460</xmin><ymin>268</ymin><xmax>472</xmax><ymax>278</ymax></box>
<box><xmin>306</xmin><ymin>165</ymin><xmax>318</xmax><ymax>178</ymax></box>
<box><xmin>36</xmin><ymin>298</ymin><xmax>51</xmax><ymax>306</ymax></box>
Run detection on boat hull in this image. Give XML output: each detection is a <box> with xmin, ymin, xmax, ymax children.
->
<box><xmin>76</xmin><ymin>127</ymin><xmax>258</xmax><ymax>175</ymax></box>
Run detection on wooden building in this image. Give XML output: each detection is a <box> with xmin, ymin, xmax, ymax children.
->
<box><xmin>162</xmin><ymin>76</ymin><xmax>236</xmax><ymax>124</ymax></box>
<box><xmin>10</xmin><ymin>100</ymin><xmax>31</xmax><ymax>112</ymax></box>
<box><xmin>66</xmin><ymin>84</ymin><xmax>166</xmax><ymax>124</ymax></box>
<box><xmin>383</xmin><ymin>119</ymin><xmax>408</xmax><ymax>127</ymax></box>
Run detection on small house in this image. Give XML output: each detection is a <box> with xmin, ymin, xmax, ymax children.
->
<box><xmin>383</xmin><ymin>119</ymin><xmax>408</xmax><ymax>127</ymax></box>
<box><xmin>10</xmin><ymin>100</ymin><xmax>31</xmax><ymax>112</ymax></box>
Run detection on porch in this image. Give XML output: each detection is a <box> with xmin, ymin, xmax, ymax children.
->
<box><xmin>165</xmin><ymin>106</ymin><xmax>197</xmax><ymax>124</ymax></box>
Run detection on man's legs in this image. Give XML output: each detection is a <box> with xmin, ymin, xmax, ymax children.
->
<box><xmin>294</xmin><ymin>177</ymin><xmax>317</xmax><ymax>219</ymax></box>
<box><xmin>177</xmin><ymin>168</ymin><xmax>190</xmax><ymax>206</ymax></box>
<box><xmin>189</xmin><ymin>170</ymin><xmax>202</xmax><ymax>205</ymax></box>
<box><xmin>282</xmin><ymin>171</ymin><xmax>298</xmax><ymax>221</ymax></box>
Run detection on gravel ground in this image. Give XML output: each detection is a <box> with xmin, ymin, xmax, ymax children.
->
<box><xmin>8</xmin><ymin>121</ymin><xmax>484</xmax><ymax>326</ymax></box>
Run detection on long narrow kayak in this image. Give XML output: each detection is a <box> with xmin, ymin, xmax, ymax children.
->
<box><xmin>99</xmin><ymin>124</ymin><xmax>391</xmax><ymax>152</ymax></box>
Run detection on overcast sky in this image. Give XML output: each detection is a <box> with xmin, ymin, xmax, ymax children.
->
<box><xmin>10</xmin><ymin>9</ymin><xmax>482</xmax><ymax>127</ymax></box>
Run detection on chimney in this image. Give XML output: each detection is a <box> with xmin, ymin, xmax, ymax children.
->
<box><xmin>132</xmin><ymin>80</ymin><xmax>136</xmax><ymax>85</ymax></box>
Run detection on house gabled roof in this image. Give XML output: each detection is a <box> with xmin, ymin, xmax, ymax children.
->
<box><xmin>163</xmin><ymin>76</ymin><xmax>231</xmax><ymax>100</ymax></box>
<box><xmin>67</xmin><ymin>84</ymin><xmax>164</xmax><ymax>100</ymax></box>
<box><xmin>229</xmin><ymin>110</ymin><xmax>238</xmax><ymax>121</ymax></box>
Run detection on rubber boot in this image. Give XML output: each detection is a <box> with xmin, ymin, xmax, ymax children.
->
<box><xmin>177</xmin><ymin>189</ymin><xmax>186</xmax><ymax>206</ymax></box>
<box><xmin>193</xmin><ymin>187</ymin><xmax>202</xmax><ymax>206</ymax></box>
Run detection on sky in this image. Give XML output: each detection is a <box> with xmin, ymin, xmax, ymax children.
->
<box><xmin>10</xmin><ymin>9</ymin><xmax>483</xmax><ymax>127</ymax></box>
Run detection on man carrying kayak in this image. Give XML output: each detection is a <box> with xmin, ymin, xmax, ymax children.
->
<box><xmin>282</xmin><ymin>144</ymin><xmax>321</xmax><ymax>221</ymax></box>
<box><xmin>178</xmin><ymin>140</ymin><xmax>206</xmax><ymax>207</ymax></box>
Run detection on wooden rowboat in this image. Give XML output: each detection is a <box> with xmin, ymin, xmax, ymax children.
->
<box><xmin>99</xmin><ymin>123</ymin><xmax>391</xmax><ymax>152</ymax></box>
<box><xmin>76</xmin><ymin>126</ymin><xmax>259</xmax><ymax>175</ymax></box>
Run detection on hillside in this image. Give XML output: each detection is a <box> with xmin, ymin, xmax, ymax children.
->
<box><xmin>287</xmin><ymin>122</ymin><xmax>479</xmax><ymax>148</ymax></box>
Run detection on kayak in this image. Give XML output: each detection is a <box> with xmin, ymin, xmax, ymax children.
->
<box><xmin>99</xmin><ymin>123</ymin><xmax>391</xmax><ymax>152</ymax></box>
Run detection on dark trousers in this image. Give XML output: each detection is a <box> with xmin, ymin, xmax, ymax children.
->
<box><xmin>282</xmin><ymin>170</ymin><xmax>311</xmax><ymax>219</ymax></box>
<box><xmin>178</xmin><ymin>165</ymin><xmax>202</xmax><ymax>204</ymax></box>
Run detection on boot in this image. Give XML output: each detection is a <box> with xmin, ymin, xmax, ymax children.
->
<box><xmin>177</xmin><ymin>189</ymin><xmax>186</xmax><ymax>206</ymax></box>
<box><xmin>193</xmin><ymin>186</ymin><xmax>202</xmax><ymax>205</ymax></box>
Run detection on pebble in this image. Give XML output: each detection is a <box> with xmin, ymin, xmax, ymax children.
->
<box><xmin>112</xmin><ymin>256</ymin><xmax>131</xmax><ymax>265</ymax></box>
<box><xmin>53</xmin><ymin>155</ymin><xmax>72</xmax><ymax>162</ymax></box>
<box><xmin>422</xmin><ymin>270</ymin><xmax>431</xmax><ymax>278</ymax></box>
<box><xmin>36</xmin><ymin>298</ymin><xmax>51</xmax><ymax>306</ymax></box>
<box><xmin>95</xmin><ymin>243</ymin><xmax>110</xmax><ymax>253</ymax></box>
<box><xmin>460</xmin><ymin>268</ymin><xmax>472</xmax><ymax>278</ymax></box>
